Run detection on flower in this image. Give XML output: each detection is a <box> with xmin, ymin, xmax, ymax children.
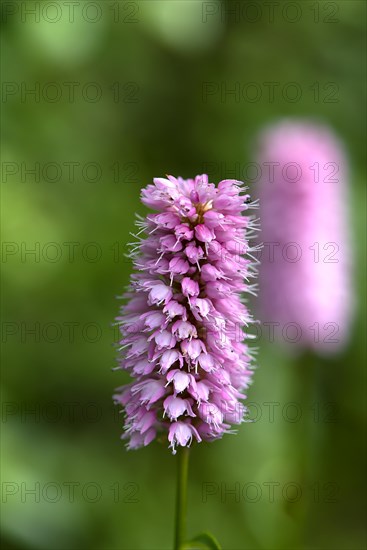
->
<box><xmin>256</xmin><ymin>120</ymin><xmax>353</xmax><ymax>353</ymax></box>
<box><xmin>114</xmin><ymin>174</ymin><xmax>257</xmax><ymax>453</ymax></box>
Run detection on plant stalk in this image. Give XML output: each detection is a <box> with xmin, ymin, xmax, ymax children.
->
<box><xmin>174</xmin><ymin>446</ymin><xmax>190</xmax><ymax>550</ymax></box>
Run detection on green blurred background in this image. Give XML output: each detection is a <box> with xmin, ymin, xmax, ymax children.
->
<box><xmin>1</xmin><ymin>1</ymin><xmax>366</xmax><ymax>549</ymax></box>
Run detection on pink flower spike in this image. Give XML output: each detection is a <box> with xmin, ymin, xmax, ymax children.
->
<box><xmin>256</xmin><ymin>120</ymin><xmax>353</xmax><ymax>354</ymax></box>
<box><xmin>114</xmin><ymin>174</ymin><xmax>257</xmax><ymax>452</ymax></box>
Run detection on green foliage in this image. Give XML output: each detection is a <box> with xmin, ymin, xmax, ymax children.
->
<box><xmin>184</xmin><ymin>532</ymin><xmax>222</xmax><ymax>550</ymax></box>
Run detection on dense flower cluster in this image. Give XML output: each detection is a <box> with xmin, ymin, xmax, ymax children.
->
<box><xmin>256</xmin><ymin>120</ymin><xmax>352</xmax><ymax>352</ymax></box>
<box><xmin>114</xmin><ymin>175</ymin><xmax>258</xmax><ymax>453</ymax></box>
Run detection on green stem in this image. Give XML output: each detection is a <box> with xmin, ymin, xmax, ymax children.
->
<box><xmin>174</xmin><ymin>446</ymin><xmax>190</xmax><ymax>550</ymax></box>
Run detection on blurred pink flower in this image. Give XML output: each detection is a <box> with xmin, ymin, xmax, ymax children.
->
<box><xmin>114</xmin><ymin>175</ymin><xmax>257</xmax><ymax>453</ymax></box>
<box><xmin>256</xmin><ymin>120</ymin><xmax>353</xmax><ymax>353</ymax></box>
